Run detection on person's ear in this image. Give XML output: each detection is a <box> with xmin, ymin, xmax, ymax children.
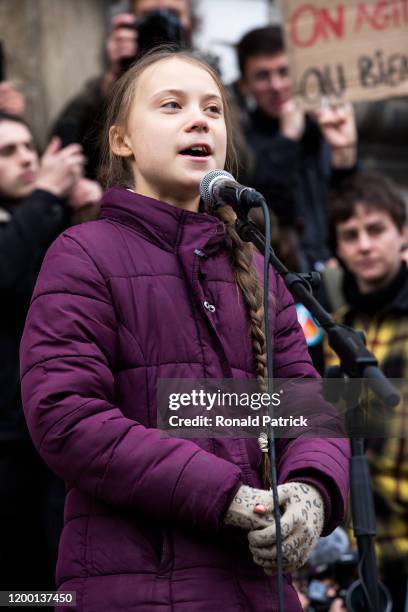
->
<box><xmin>109</xmin><ymin>125</ymin><xmax>134</xmax><ymax>158</ymax></box>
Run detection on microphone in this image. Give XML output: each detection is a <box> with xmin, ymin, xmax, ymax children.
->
<box><xmin>199</xmin><ymin>170</ymin><xmax>265</xmax><ymax>212</ymax></box>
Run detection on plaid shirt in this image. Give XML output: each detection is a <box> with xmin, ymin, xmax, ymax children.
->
<box><xmin>324</xmin><ymin>267</ymin><xmax>408</xmax><ymax>572</ymax></box>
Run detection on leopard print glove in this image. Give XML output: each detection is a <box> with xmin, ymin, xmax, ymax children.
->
<box><xmin>247</xmin><ymin>482</ymin><xmax>325</xmax><ymax>574</ymax></box>
<box><xmin>223</xmin><ymin>484</ymin><xmax>275</xmax><ymax>530</ymax></box>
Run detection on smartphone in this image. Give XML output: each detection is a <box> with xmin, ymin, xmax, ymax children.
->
<box><xmin>56</xmin><ymin>117</ymin><xmax>81</xmax><ymax>147</ymax></box>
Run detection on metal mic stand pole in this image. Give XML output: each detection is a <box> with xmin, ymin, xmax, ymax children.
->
<box><xmin>234</xmin><ymin>215</ymin><xmax>397</xmax><ymax>612</ymax></box>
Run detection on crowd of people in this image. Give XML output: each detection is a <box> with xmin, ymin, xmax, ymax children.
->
<box><xmin>0</xmin><ymin>0</ymin><xmax>406</xmax><ymax>610</ymax></box>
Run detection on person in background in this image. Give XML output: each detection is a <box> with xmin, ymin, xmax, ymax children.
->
<box><xmin>236</xmin><ymin>25</ymin><xmax>358</xmax><ymax>273</ymax></box>
<box><xmin>132</xmin><ymin>0</ymin><xmax>198</xmax><ymax>46</ymax></box>
<box><xmin>325</xmin><ymin>170</ymin><xmax>408</xmax><ymax>610</ymax></box>
<box><xmin>51</xmin><ymin>13</ymin><xmax>138</xmax><ymax>180</ymax></box>
<box><xmin>0</xmin><ymin>81</ymin><xmax>26</xmax><ymax>117</ymax></box>
<box><xmin>0</xmin><ymin>111</ymin><xmax>100</xmax><ymax>592</ymax></box>
<box><xmin>52</xmin><ymin>0</ymin><xmax>197</xmax><ymax>181</ymax></box>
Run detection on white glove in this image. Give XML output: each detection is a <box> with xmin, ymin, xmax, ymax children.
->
<box><xmin>224</xmin><ymin>484</ymin><xmax>275</xmax><ymax>530</ymax></box>
<box><xmin>248</xmin><ymin>482</ymin><xmax>325</xmax><ymax>574</ymax></box>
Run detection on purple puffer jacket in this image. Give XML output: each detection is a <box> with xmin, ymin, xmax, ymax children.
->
<box><xmin>20</xmin><ymin>188</ymin><xmax>349</xmax><ymax>611</ymax></box>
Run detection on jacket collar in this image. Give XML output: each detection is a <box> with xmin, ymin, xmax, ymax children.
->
<box><xmin>343</xmin><ymin>261</ymin><xmax>408</xmax><ymax>317</ymax></box>
<box><xmin>100</xmin><ymin>187</ymin><xmax>229</xmax><ymax>254</ymax></box>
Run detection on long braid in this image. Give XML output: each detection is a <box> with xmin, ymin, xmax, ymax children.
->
<box><xmin>212</xmin><ymin>205</ymin><xmax>272</xmax><ymax>489</ymax></box>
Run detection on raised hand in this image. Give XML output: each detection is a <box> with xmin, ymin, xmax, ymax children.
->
<box><xmin>279</xmin><ymin>99</ymin><xmax>305</xmax><ymax>141</ymax></box>
<box><xmin>68</xmin><ymin>178</ymin><xmax>103</xmax><ymax>211</ymax></box>
<box><xmin>315</xmin><ymin>101</ymin><xmax>357</xmax><ymax>168</ymax></box>
<box><xmin>35</xmin><ymin>137</ymin><xmax>85</xmax><ymax>198</ymax></box>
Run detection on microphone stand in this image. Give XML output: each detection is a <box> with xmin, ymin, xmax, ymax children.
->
<box><xmin>233</xmin><ymin>209</ymin><xmax>397</xmax><ymax>612</ymax></box>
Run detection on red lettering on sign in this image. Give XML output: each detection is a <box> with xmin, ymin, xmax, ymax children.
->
<box><xmin>290</xmin><ymin>3</ymin><xmax>345</xmax><ymax>48</ymax></box>
<box><xmin>355</xmin><ymin>3</ymin><xmax>376</xmax><ymax>31</ymax></box>
<box><xmin>399</xmin><ymin>0</ymin><xmax>408</xmax><ymax>24</ymax></box>
<box><xmin>321</xmin><ymin>6</ymin><xmax>346</xmax><ymax>38</ymax></box>
<box><xmin>355</xmin><ymin>0</ymin><xmax>408</xmax><ymax>32</ymax></box>
<box><xmin>290</xmin><ymin>4</ymin><xmax>321</xmax><ymax>48</ymax></box>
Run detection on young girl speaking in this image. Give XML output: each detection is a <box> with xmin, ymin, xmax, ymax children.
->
<box><xmin>20</xmin><ymin>49</ymin><xmax>349</xmax><ymax>611</ymax></box>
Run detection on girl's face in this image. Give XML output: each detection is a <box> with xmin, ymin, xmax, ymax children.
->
<box><xmin>119</xmin><ymin>57</ymin><xmax>227</xmax><ymax>210</ymax></box>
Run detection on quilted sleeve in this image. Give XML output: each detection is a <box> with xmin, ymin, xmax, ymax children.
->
<box><xmin>20</xmin><ymin>231</ymin><xmax>241</xmax><ymax>532</ymax></box>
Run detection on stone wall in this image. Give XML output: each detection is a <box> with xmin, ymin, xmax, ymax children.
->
<box><xmin>0</xmin><ymin>0</ymin><xmax>110</xmax><ymax>147</ymax></box>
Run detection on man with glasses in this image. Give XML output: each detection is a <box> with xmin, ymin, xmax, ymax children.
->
<box><xmin>236</xmin><ymin>26</ymin><xmax>358</xmax><ymax>274</ymax></box>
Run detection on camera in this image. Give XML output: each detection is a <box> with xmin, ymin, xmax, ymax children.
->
<box><xmin>118</xmin><ymin>9</ymin><xmax>185</xmax><ymax>73</ymax></box>
<box><xmin>137</xmin><ymin>9</ymin><xmax>185</xmax><ymax>54</ymax></box>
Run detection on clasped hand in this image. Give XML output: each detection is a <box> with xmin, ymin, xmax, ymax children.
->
<box><xmin>248</xmin><ymin>482</ymin><xmax>324</xmax><ymax>574</ymax></box>
<box><xmin>224</xmin><ymin>483</ymin><xmax>324</xmax><ymax>574</ymax></box>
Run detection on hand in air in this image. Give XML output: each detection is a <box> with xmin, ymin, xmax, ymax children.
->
<box><xmin>315</xmin><ymin>101</ymin><xmax>357</xmax><ymax>168</ymax></box>
<box><xmin>36</xmin><ymin>137</ymin><xmax>85</xmax><ymax>198</ymax></box>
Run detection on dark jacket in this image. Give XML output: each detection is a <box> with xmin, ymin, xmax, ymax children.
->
<box><xmin>20</xmin><ymin>188</ymin><xmax>349</xmax><ymax>611</ymax></box>
<box><xmin>244</xmin><ymin>110</ymin><xmax>356</xmax><ymax>270</ymax></box>
<box><xmin>0</xmin><ymin>189</ymin><xmax>67</xmax><ymax>440</ymax></box>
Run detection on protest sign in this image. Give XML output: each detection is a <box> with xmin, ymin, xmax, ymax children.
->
<box><xmin>281</xmin><ymin>0</ymin><xmax>408</xmax><ymax>109</ymax></box>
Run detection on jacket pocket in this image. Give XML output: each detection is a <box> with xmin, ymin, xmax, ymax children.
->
<box><xmin>156</xmin><ymin>529</ymin><xmax>173</xmax><ymax>575</ymax></box>
<box><xmin>137</xmin><ymin>520</ymin><xmax>173</xmax><ymax>573</ymax></box>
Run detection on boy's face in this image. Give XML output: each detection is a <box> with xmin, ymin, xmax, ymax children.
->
<box><xmin>0</xmin><ymin>120</ymin><xmax>39</xmax><ymax>200</ymax></box>
<box><xmin>113</xmin><ymin>57</ymin><xmax>227</xmax><ymax>209</ymax></box>
<box><xmin>241</xmin><ymin>52</ymin><xmax>292</xmax><ymax>118</ymax></box>
<box><xmin>335</xmin><ymin>203</ymin><xmax>405</xmax><ymax>293</ymax></box>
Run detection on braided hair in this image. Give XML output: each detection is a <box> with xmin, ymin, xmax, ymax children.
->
<box><xmin>211</xmin><ymin>205</ymin><xmax>272</xmax><ymax>488</ymax></box>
